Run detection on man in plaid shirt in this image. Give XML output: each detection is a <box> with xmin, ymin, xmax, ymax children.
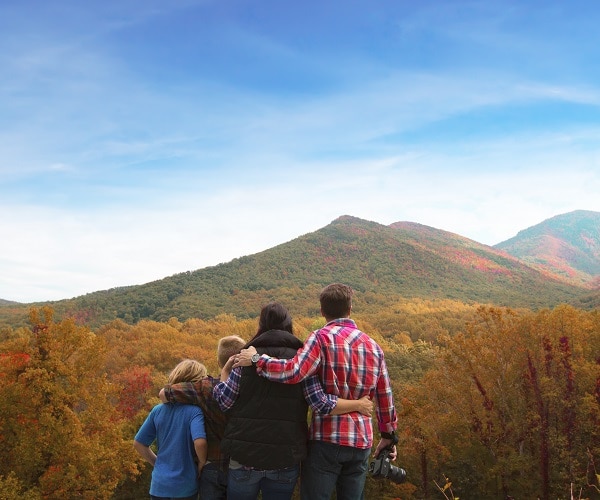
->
<box><xmin>234</xmin><ymin>283</ymin><xmax>398</xmax><ymax>500</ymax></box>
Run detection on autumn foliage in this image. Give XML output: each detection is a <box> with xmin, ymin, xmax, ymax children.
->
<box><xmin>0</xmin><ymin>308</ymin><xmax>139</xmax><ymax>499</ymax></box>
<box><xmin>393</xmin><ymin>305</ymin><xmax>600</xmax><ymax>499</ymax></box>
<box><xmin>0</xmin><ymin>302</ymin><xmax>599</xmax><ymax>499</ymax></box>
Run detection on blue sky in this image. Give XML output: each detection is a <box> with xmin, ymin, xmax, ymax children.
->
<box><xmin>2</xmin><ymin>0</ymin><xmax>600</xmax><ymax>302</ymax></box>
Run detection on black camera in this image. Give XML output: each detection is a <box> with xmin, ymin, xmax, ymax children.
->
<box><xmin>368</xmin><ymin>447</ymin><xmax>407</xmax><ymax>484</ymax></box>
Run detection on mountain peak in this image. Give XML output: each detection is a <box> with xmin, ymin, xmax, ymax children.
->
<box><xmin>2</xmin><ymin>210</ymin><xmax>598</xmax><ymax>328</ymax></box>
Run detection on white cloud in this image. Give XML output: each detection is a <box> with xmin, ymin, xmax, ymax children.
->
<box><xmin>2</xmin><ymin>0</ymin><xmax>600</xmax><ymax>302</ymax></box>
<box><xmin>2</xmin><ymin>145</ymin><xmax>599</xmax><ymax>303</ymax></box>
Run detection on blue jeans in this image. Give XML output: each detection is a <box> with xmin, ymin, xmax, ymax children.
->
<box><xmin>227</xmin><ymin>464</ymin><xmax>299</xmax><ymax>500</ymax></box>
<box><xmin>300</xmin><ymin>440</ymin><xmax>370</xmax><ymax>500</ymax></box>
<box><xmin>198</xmin><ymin>462</ymin><xmax>228</xmax><ymax>499</ymax></box>
<box><xmin>151</xmin><ymin>495</ymin><xmax>197</xmax><ymax>500</ymax></box>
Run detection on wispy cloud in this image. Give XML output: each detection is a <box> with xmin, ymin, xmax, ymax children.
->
<box><xmin>2</xmin><ymin>0</ymin><xmax>600</xmax><ymax>302</ymax></box>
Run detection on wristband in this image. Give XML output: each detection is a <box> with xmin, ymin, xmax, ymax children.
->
<box><xmin>381</xmin><ymin>431</ymin><xmax>398</xmax><ymax>445</ymax></box>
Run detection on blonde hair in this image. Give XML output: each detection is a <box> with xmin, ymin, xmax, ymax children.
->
<box><xmin>217</xmin><ymin>335</ymin><xmax>246</xmax><ymax>368</ymax></box>
<box><xmin>168</xmin><ymin>359</ymin><xmax>207</xmax><ymax>384</ymax></box>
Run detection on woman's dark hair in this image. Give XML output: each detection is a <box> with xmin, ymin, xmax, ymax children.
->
<box><xmin>248</xmin><ymin>302</ymin><xmax>293</xmax><ymax>343</ymax></box>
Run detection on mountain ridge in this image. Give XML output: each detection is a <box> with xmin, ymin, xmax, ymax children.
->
<box><xmin>494</xmin><ymin>209</ymin><xmax>600</xmax><ymax>285</ymax></box>
<box><xmin>1</xmin><ymin>210</ymin><xmax>598</xmax><ymax>328</ymax></box>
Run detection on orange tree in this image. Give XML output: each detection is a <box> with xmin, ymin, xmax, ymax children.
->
<box><xmin>0</xmin><ymin>307</ymin><xmax>139</xmax><ymax>499</ymax></box>
<box><xmin>397</xmin><ymin>305</ymin><xmax>600</xmax><ymax>499</ymax></box>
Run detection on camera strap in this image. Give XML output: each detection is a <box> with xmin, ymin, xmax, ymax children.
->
<box><xmin>381</xmin><ymin>431</ymin><xmax>399</xmax><ymax>445</ymax></box>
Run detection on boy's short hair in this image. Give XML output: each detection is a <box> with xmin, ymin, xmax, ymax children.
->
<box><xmin>319</xmin><ymin>283</ymin><xmax>353</xmax><ymax>320</ymax></box>
<box><xmin>217</xmin><ymin>335</ymin><xmax>246</xmax><ymax>368</ymax></box>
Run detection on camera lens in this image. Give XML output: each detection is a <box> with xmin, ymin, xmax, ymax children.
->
<box><xmin>387</xmin><ymin>464</ymin><xmax>407</xmax><ymax>484</ymax></box>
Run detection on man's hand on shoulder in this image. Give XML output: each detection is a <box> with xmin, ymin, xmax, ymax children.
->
<box><xmin>233</xmin><ymin>346</ymin><xmax>257</xmax><ymax>368</ymax></box>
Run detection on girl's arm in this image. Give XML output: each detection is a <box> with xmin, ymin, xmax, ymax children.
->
<box><xmin>133</xmin><ymin>440</ymin><xmax>156</xmax><ymax>467</ymax></box>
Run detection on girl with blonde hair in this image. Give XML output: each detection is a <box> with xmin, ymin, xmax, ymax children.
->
<box><xmin>168</xmin><ymin>359</ymin><xmax>207</xmax><ymax>385</ymax></box>
<box><xmin>134</xmin><ymin>359</ymin><xmax>208</xmax><ymax>500</ymax></box>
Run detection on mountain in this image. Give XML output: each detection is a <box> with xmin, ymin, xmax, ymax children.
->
<box><xmin>494</xmin><ymin>210</ymin><xmax>600</xmax><ymax>287</ymax></box>
<box><xmin>1</xmin><ymin>215</ymin><xmax>590</xmax><ymax>329</ymax></box>
<box><xmin>0</xmin><ymin>299</ymin><xmax>19</xmax><ymax>306</ymax></box>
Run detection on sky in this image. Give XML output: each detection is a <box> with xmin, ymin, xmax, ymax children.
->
<box><xmin>2</xmin><ymin>0</ymin><xmax>600</xmax><ymax>303</ymax></box>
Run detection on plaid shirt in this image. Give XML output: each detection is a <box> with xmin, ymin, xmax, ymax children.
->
<box><xmin>213</xmin><ymin>367</ymin><xmax>338</xmax><ymax>414</ymax></box>
<box><xmin>163</xmin><ymin>375</ymin><xmax>228</xmax><ymax>467</ymax></box>
<box><xmin>256</xmin><ymin>318</ymin><xmax>397</xmax><ymax>449</ymax></box>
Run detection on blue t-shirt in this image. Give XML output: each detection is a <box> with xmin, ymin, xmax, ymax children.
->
<box><xmin>135</xmin><ymin>403</ymin><xmax>206</xmax><ymax>498</ymax></box>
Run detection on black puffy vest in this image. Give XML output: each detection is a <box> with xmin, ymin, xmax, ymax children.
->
<box><xmin>220</xmin><ymin>329</ymin><xmax>308</xmax><ymax>470</ymax></box>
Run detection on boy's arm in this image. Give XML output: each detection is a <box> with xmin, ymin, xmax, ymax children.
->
<box><xmin>212</xmin><ymin>366</ymin><xmax>242</xmax><ymax>411</ymax></box>
<box><xmin>220</xmin><ymin>355</ymin><xmax>235</xmax><ymax>382</ymax></box>
<box><xmin>194</xmin><ymin>438</ymin><xmax>208</xmax><ymax>476</ymax></box>
<box><xmin>162</xmin><ymin>381</ymin><xmax>202</xmax><ymax>405</ymax></box>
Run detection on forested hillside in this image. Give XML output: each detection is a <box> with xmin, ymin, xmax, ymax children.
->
<box><xmin>1</xmin><ymin>210</ymin><xmax>599</xmax><ymax>497</ymax></box>
<box><xmin>1</xmin><ymin>303</ymin><xmax>598</xmax><ymax>499</ymax></box>
<box><xmin>495</xmin><ymin>210</ymin><xmax>600</xmax><ymax>286</ymax></box>
<box><xmin>0</xmin><ymin>215</ymin><xmax>591</xmax><ymax>330</ymax></box>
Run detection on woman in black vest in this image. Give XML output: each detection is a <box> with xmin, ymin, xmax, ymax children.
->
<box><xmin>213</xmin><ymin>302</ymin><xmax>371</xmax><ymax>500</ymax></box>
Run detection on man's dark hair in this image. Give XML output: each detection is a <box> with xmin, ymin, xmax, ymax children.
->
<box><xmin>319</xmin><ymin>283</ymin><xmax>353</xmax><ymax>320</ymax></box>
